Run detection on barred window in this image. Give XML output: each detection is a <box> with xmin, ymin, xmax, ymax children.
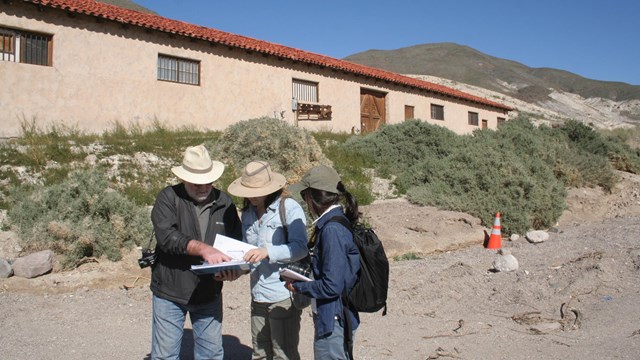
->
<box><xmin>431</xmin><ymin>104</ymin><xmax>444</xmax><ymax>120</ymax></box>
<box><xmin>468</xmin><ymin>112</ymin><xmax>479</xmax><ymax>126</ymax></box>
<box><xmin>1</xmin><ymin>31</ymin><xmax>14</xmax><ymax>53</ymax></box>
<box><xmin>497</xmin><ymin>117</ymin><xmax>506</xmax><ymax>126</ymax></box>
<box><xmin>1</xmin><ymin>27</ymin><xmax>52</xmax><ymax>66</ymax></box>
<box><xmin>292</xmin><ymin>79</ymin><xmax>319</xmax><ymax>103</ymax></box>
<box><xmin>157</xmin><ymin>54</ymin><xmax>200</xmax><ymax>85</ymax></box>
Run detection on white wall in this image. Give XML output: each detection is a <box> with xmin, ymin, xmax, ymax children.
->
<box><xmin>0</xmin><ymin>3</ymin><xmax>508</xmax><ymax>138</ymax></box>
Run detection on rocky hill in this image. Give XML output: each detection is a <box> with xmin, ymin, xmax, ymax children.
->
<box><xmin>97</xmin><ymin>0</ymin><xmax>157</xmax><ymax>14</ymax></box>
<box><xmin>344</xmin><ymin>43</ymin><xmax>640</xmax><ymax>130</ymax></box>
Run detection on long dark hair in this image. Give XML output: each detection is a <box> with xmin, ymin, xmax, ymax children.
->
<box><xmin>302</xmin><ymin>181</ymin><xmax>359</xmax><ymax>223</ymax></box>
<box><xmin>241</xmin><ymin>189</ymin><xmax>283</xmax><ymax>211</ymax></box>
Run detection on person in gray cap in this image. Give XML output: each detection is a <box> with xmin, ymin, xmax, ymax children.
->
<box><xmin>228</xmin><ymin>160</ymin><xmax>308</xmax><ymax>360</ymax></box>
<box><xmin>149</xmin><ymin>144</ymin><xmax>243</xmax><ymax>360</ymax></box>
<box><xmin>286</xmin><ymin>165</ymin><xmax>361</xmax><ymax>360</ymax></box>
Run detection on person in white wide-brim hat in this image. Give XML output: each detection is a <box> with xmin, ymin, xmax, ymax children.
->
<box><xmin>149</xmin><ymin>144</ymin><xmax>243</xmax><ymax>360</ymax></box>
<box><xmin>228</xmin><ymin>160</ymin><xmax>309</xmax><ymax>360</ymax></box>
<box><xmin>171</xmin><ymin>144</ymin><xmax>225</xmax><ymax>184</ymax></box>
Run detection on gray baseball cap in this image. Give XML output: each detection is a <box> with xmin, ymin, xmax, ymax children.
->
<box><xmin>289</xmin><ymin>165</ymin><xmax>341</xmax><ymax>194</ymax></box>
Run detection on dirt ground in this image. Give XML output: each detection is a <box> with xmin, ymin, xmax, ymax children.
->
<box><xmin>1</xmin><ymin>171</ymin><xmax>640</xmax><ymax>359</ymax></box>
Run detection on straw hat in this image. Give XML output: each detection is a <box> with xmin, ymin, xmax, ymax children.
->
<box><xmin>227</xmin><ymin>160</ymin><xmax>286</xmax><ymax>198</ymax></box>
<box><xmin>171</xmin><ymin>145</ymin><xmax>225</xmax><ymax>185</ymax></box>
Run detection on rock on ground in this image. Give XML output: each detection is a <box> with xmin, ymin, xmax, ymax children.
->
<box><xmin>2</xmin><ymin>173</ymin><xmax>640</xmax><ymax>359</ymax></box>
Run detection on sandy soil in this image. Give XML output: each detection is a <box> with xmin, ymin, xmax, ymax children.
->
<box><xmin>1</xmin><ymin>171</ymin><xmax>640</xmax><ymax>359</ymax></box>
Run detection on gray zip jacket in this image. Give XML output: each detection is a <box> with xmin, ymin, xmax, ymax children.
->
<box><xmin>150</xmin><ymin>184</ymin><xmax>242</xmax><ymax>305</ymax></box>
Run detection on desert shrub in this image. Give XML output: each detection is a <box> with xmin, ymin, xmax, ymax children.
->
<box><xmin>493</xmin><ymin>116</ymin><xmax>619</xmax><ymax>191</ymax></box>
<box><xmin>312</xmin><ymin>130</ymin><xmax>375</xmax><ymax>205</ymax></box>
<box><xmin>604</xmin><ymin>125</ymin><xmax>640</xmax><ymax>150</ymax></box>
<box><xmin>214</xmin><ymin>117</ymin><xmax>330</xmax><ymax>185</ymax></box>
<box><xmin>560</xmin><ymin>120</ymin><xmax>640</xmax><ymax>175</ymax></box>
<box><xmin>17</xmin><ymin>117</ymin><xmax>88</xmax><ymax>167</ymax></box>
<box><xmin>553</xmin><ymin>146</ymin><xmax>617</xmax><ymax>191</ymax></box>
<box><xmin>404</xmin><ymin>131</ymin><xmax>566</xmax><ymax>234</ymax></box>
<box><xmin>6</xmin><ymin>169</ymin><xmax>151</xmax><ymax>268</ymax></box>
<box><xmin>342</xmin><ymin>117</ymin><xmax>568</xmax><ymax>234</ymax></box>
<box><xmin>344</xmin><ymin>120</ymin><xmax>462</xmax><ymax>192</ymax></box>
<box><xmin>101</xmin><ymin>119</ymin><xmax>220</xmax><ymax>159</ymax></box>
<box><xmin>393</xmin><ymin>252</ymin><xmax>422</xmax><ymax>261</ymax></box>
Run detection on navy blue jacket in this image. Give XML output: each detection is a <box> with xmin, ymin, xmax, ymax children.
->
<box><xmin>294</xmin><ymin>207</ymin><xmax>360</xmax><ymax>337</ymax></box>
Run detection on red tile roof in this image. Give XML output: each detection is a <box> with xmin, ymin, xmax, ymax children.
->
<box><xmin>24</xmin><ymin>0</ymin><xmax>511</xmax><ymax>111</ymax></box>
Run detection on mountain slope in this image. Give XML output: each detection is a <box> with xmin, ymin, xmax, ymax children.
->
<box><xmin>97</xmin><ymin>0</ymin><xmax>157</xmax><ymax>14</ymax></box>
<box><xmin>344</xmin><ymin>43</ymin><xmax>640</xmax><ymax>128</ymax></box>
<box><xmin>344</xmin><ymin>43</ymin><xmax>640</xmax><ymax>102</ymax></box>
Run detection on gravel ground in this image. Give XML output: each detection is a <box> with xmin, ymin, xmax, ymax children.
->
<box><xmin>2</xmin><ymin>171</ymin><xmax>640</xmax><ymax>359</ymax></box>
<box><xmin>1</xmin><ymin>215</ymin><xmax>640</xmax><ymax>360</ymax></box>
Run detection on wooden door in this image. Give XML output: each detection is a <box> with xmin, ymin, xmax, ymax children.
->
<box><xmin>360</xmin><ymin>90</ymin><xmax>386</xmax><ymax>133</ymax></box>
<box><xmin>404</xmin><ymin>105</ymin><xmax>414</xmax><ymax>120</ymax></box>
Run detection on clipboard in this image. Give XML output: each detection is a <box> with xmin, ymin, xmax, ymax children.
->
<box><xmin>190</xmin><ymin>259</ymin><xmax>253</xmax><ymax>275</ymax></box>
<box><xmin>190</xmin><ymin>234</ymin><xmax>258</xmax><ymax>275</ymax></box>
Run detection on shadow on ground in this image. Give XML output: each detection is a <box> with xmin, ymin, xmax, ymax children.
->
<box><xmin>141</xmin><ymin>330</ymin><xmax>252</xmax><ymax>359</ymax></box>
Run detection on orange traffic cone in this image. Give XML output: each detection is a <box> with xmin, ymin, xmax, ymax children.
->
<box><xmin>485</xmin><ymin>212</ymin><xmax>502</xmax><ymax>249</ymax></box>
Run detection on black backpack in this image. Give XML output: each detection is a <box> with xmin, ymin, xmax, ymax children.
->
<box><xmin>329</xmin><ymin>216</ymin><xmax>389</xmax><ymax>315</ymax></box>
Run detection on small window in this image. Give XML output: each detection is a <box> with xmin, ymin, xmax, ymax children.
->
<box><xmin>497</xmin><ymin>117</ymin><xmax>506</xmax><ymax>126</ymax></box>
<box><xmin>468</xmin><ymin>112</ymin><xmax>479</xmax><ymax>126</ymax></box>
<box><xmin>1</xmin><ymin>32</ymin><xmax>14</xmax><ymax>53</ymax></box>
<box><xmin>157</xmin><ymin>54</ymin><xmax>200</xmax><ymax>85</ymax></box>
<box><xmin>292</xmin><ymin>79</ymin><xmax>319</xmax><ymax>103</ymax></box>
<box><xmin>431</xmin><ymin>104</ymin><xmax>444</xmax><ymax>120</ymax></box>
<box><xmin>1</xmin><ymin>27</ymin><xmax>52</xmax><ymax>66</ymax></box>
<box><xmin>404</xmin><ymin>105</ymin><xmax>414</xmax><ymax>120</ymax></box>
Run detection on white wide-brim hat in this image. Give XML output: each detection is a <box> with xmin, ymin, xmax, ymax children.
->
<box><xmin>171</xmin><ymin>145</ymin><xmax>225</xmax><ymax>185</ymax></box>
<box><xmin>227</xmin><ymin>160</ymin><xmax>286</xmax><ymax>198</ymax></box>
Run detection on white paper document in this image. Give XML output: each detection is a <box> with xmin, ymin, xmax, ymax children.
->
<box><xmin>213</xmin><ymin>234</ymin><xmax>258</xmax><ymax>259</ymax></box>
<box><xmin>190</xmin><ymin>234</ymin><xmax>258</xmax><ymax>275</ymax></box>
<box><xmin>279</xmin><ymin>268</ymin><xmax>312</xmax><ymax>282</ymax></box>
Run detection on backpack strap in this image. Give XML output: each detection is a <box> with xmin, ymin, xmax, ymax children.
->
<box><xmin>328</xmin><ymin>215</ymin><xmax>352</xmax><ymax>231</ymax></box>
<box><xmin>279</xmin><ymin>196</ymin><xmax>288</xmax><ymax>231</ymax></box>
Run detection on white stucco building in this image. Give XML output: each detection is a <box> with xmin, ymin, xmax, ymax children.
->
<box><xmin>1</xmin><ymin>0</ymin><xmax>511</xmax><ymax>138</ymax></box>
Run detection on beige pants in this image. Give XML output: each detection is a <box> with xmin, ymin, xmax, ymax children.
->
<box><xmin>251</xmin><ymin>297</ymin><xmax>302</xmax><ymax>360</ymax></box>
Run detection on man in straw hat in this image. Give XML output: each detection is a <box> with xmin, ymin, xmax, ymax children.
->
<box><xmin>228</xmin><ymin>160</ymin><xmax>308</xmax><ymax>360</ymax></box>
<box><xmin>149</xmin><ymin>144</ymin><xmax>242</xmax><ymax>360</ymax></box>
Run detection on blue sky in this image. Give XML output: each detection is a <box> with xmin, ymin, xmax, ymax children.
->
<box><xmin>133</xmin><ymin>0</ymin><xmax>640</xmax><ymax>85</ymax></box>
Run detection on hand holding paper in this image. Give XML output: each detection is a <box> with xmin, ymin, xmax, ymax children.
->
<box><xmin>191</xmin><ymin>259</ymin><xmax>253</xmax><ymax>275</ymax></box>
<box><xmin>191</xmin><ymin>234</ymin><xmax>258</xmax><ymax>275</ymax></box>
<box><xmin>213</xmin><ymin>234</ymin><xmax>258</xmax><ymax>259</ymax></box>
